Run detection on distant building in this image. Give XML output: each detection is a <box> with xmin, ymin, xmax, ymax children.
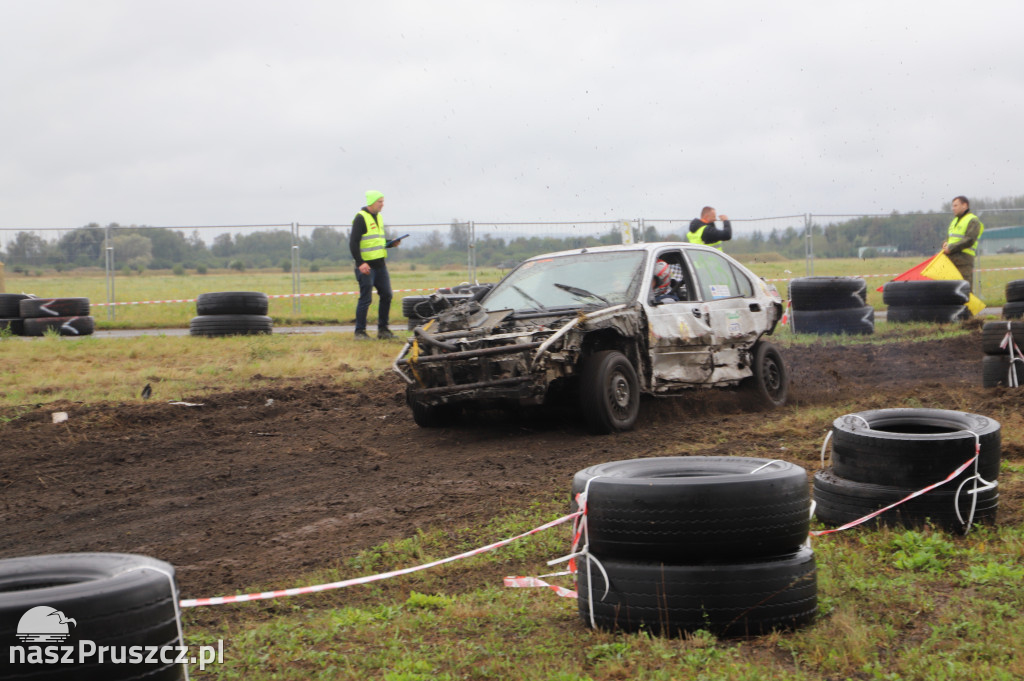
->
<box><xmin>857</xmin><ymin>245</ymin><xmax>898</xmax><ymax>259</ymax></box>
<box><xmin>978</xmin><ymin>225</ymin><xmax>1024</xmax><ymax>255</ymax></box>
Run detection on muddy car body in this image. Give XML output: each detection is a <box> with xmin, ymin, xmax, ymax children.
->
<box><xmin>393</xmin><ymin>243</ymin><xmax>787</xmax><ymax>432</ymax></box>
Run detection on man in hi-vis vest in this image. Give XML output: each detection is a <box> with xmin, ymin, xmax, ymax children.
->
<box><xmin>942</xmin><ymin>195</ymin><xmax>984</xmax><ymax>291</ymax></box>
<box><xmin>349</xmin><ymin>190</ymin><xmax>402</xmax><ymax>339</ymax></box>
<box><xmin>687</xmin><ymin>206</ymin><xmax>733</xmax><ymax>250</ymax></box>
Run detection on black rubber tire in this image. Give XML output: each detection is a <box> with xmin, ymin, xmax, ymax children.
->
<box><xmin>19</xmin><ymin>297</ymin><xmax>90</xmax><ymax>318</ymax></box>
<box><xmin>741</xmin><ymin>341</ymin><xmax>789</xmax><ymax>408</ymax></box>
<box><xmin>791</xmin><ymin>306</ymin><xmax>875</xmax><ymax>335</ymax></box>
<box><xmin>813</xmin><ymin>468</ymin><xmax>998</xmax><ymax>534</ymax></box>
<box><xmin>882</xmin><ymin>280</ymin><xmax>971</xmax><ymax>306</ymax></box>
<box><xmin>886</xmin><ymin>305</ymin><xmax>970</xmax><ymax>323</ymax></box>
<box><xmin>982</xmin><ymin>321</ymin><xmax>1024</xmax><ymax>355</ymax></box>
<box><xmin>1005</xmin><ymin>279</ymin><xmax>1024</xmax><ymax>303</ymax></box>
<box><xmin>579</xmin><ymin>350</ymin><xmax>640</xmax><ymax>433</ymax></box>
<box><xmin>577</xmin><ymin>548</ymin><xmax>817</xmax><ymax>638</ymax></box>
<box><xmin>0</xmin><ymin>318</ymin><xmax>24</xmax><ymax>335</ymax></box>
<box><xmin>408</xmin><ymin>398</ymin><xmax>462</xmax><ymax>428</ymax></box>
<box><xmin>189</xmin><ymin>314</ymin><xmax>273</xmax><ymax>336</ymax></box>
<box><xmin>0</xmin><ymin>553</ymin><xmax>185</xmax><ymax>680</ymax></box>
<box><xmin>0</xmin><ymin>293</ymin><xmax>30</xmax><ymax>317</ymax></box>
<box><xmin>195</xmin><ymin>291</ymin><xmax>269</xmax><ymax>316</ymax></box>
<box><xmin>1004</xmin><ymin>301</ymin><xmax>1024</xmax><ymax>320</ymax></box>
<box><xmin>788</xmin><ymin>276</ymin><xmax>867</xmax><ymax>310</ymax></box>
<box><xmin>571</xmin><ymin>457</ymin><xmax>811</xmax><ymax>560</ymax></box>
<box><xmin>829</xmin><ymin>408</ymin><xmax>1001</xmax><ymax>487</ymax></box>
<box><xmin>21</xmin><ymin>316</ymin><xmax>95</xmax><ymax>336</ymax></box>
<box><xmin>982</xmin><ymin>354</ymin><xmax>1024</xmax><ymax>388</ymax></box>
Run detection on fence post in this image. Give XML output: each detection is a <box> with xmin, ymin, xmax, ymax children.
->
<box><xmin>104</xmin><ymin>224</ymin><xmax>115</xmax><ymax>321</ymax></box>
<box><xmin>804</xmin><ymin>213</ymin><xmax>814</xmax><ymax>276</ymax></box>
<box><xmin>291</xmin><ymin>222</ymin><xmax>301</xmax><ymax>315</ymax></box>
<box><xmin>467</xmin><ymin>221</ymin><xmax>476</xmax><ymax>284</ymax></box>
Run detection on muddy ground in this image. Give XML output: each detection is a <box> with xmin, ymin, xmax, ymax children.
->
<box><xmin>2</xmin><ymin>325</ymin><xmax>1023</xmax><ymax>609</ymax></box>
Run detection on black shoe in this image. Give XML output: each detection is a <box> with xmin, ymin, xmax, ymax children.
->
<box><xmin>354</xmin><ymin>330</ymin><xmax>370</xmax><ymax>339</ymax></box>
<box><xmin>377</xmin><ymin>328</ymin><xmax>395</xmax><ymax>340</ymax></box>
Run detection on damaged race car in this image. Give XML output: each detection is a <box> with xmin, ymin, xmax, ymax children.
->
<box><xmin>393</xmin><ymin>242</ymin><xmax>788</xmax><ymax>433</ymax></box>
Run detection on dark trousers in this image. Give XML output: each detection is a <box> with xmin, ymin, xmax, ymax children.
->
<box><xmin>949</xmin><ymin>252</ymin><xmax>975</xmax><ymax>292</ymax></box>
<box><xmin>354</xmin><ymin>263</ymin><xmax>392</xmax><ymax>332</ymax></box>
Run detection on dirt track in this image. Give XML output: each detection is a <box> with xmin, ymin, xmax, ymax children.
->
<box><xmin>2</xmin><ymin>325</ymin><xmax>1023</xmax><ymax>604</ymax></box>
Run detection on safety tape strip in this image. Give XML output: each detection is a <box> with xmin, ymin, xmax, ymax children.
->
<box><xmin>178</xmin><ymin>510</ymin><xmax>581</xmax><ymax>608</ymax></box>
<box><xmin>91</xmin><ymin>288</ymin><xmax>437</xmax><ymax>307</ymax></box>
<box><xmin>503</xmin><ymin>576</ymin><xmax>577</xmax><ymax>599</ymax></box>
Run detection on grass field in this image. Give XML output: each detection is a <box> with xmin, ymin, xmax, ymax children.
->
<box><xmin>2</xmin><ymin>253</ymin><xmax>1022</xmax><ymax>329</ymax></box>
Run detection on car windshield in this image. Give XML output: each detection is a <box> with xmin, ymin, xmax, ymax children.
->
<box><xmin>485</xmin><ymin>250</ymin><xmax>646</xmax><ymax>312</ymax></box>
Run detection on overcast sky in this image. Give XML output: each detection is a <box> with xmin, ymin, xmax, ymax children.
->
<box><xmin>2</xmin><ymin>1</ymin><xmax>1022</xmax><ymax>233</ymax></box>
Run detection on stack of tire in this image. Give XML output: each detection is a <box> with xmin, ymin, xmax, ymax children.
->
<box><xmin>189</xmin><ymin>291</ymin><xmax>272</xmax><ymax>336</ymax></box>
<box><xmin>1004</xmin><ymin>278</ymin><xmax>1024</xmax><ymax>319</ymax></box>
<box><xmin>982</xmin><ymin>320</ymin><xmax>1024</xmax><ymax>387</ymax></box>
<box><xmin>788</xmin><ymin>276</ymin><xmax>874</xmax><ymax>335</ymax></box>
<box><xmin>814</xmin><ymin>408</ymin><xmax>1000</xmax><ymax>534</ymax></box>
<box><xmin>882</xmin><ymin>280</ymin><xmax>971</xmax><ymax>323</ymax></box>
<box><xmin>402</xmin><ymin>283</ymin><xmax>494</xmax><ymax>329</ymax></box>
<box><xmin>572</xmin><ymin>457</ymin><xmax>816</xmax><ymax>637</ymax></box>
<box><xmin>0</xmin><ymin>553</ymin><xmax>186</xmax><ymax>680</ymax></box>
<box><xmin>0</xmin><ymin>294</ymin><xmax>94</xmax><ymax>336</ymax></box>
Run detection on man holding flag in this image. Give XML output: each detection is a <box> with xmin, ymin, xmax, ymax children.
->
<box><xmin>942</xmin><ymin>195</ymin><xmax>984</xmax><ymax>291</ymax></box>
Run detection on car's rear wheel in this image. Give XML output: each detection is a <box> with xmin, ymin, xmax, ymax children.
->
<box><xmin>743</xmin><ymin>341</ymin><xmax>789</xmax><ymax>408</ymax></box>
<box><xmin>580</xmin><ymin>350</ymin><xmax>640</xmax><ymax>433</ymax></box>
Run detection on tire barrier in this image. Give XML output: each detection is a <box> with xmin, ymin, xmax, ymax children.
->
<box><xmin>882</xmin><ymin>280</ymin><xmax>971</xmax><ymax>324</ymax></box>
<box><xmin>1004</xmin><ymin>301</ymin><xmax>1024</xmax><ymax>320</ymax></box>
<box><xmin>572</xmin><ymin>456</ymin><xmax>816</xmax><ymax>637</ymax></box>
<box><xmin>814</xmin><ymin>408</ymin><xmax>1000</xmax><ymax>533</ymax></box>
<box><xmin>1006</xmin><ymin>279</ymin><xmax>1024</xmax><ymax>304</ymax></box>
<box><xmin>2</xmin><ymin>296</ymin><xmax>95</xmax><ymax>336</ymax></box>
<box><xmin>982</xmin><ymin>321</ymin><xmax>1023</xmax><ymax>388</ymax></box>
<box><xmin>190</xmin><ymin>291</ymin><xmax>272</xmax><ymax>336</ymax></box>
<box><xmin>0</xmin><ymin>553</ymin><xmax>186</xmax><ymax>681</ymax></box>
<box><xmin>788</xmin><ymin>276</ymin><xmax>874</xmax><ymax>335</ymax></box>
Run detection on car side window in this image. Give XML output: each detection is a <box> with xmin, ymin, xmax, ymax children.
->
<box><xmin>687</xmin><ymin>250</ymin><xmax>755</xmax><ymax>300</ymax></box>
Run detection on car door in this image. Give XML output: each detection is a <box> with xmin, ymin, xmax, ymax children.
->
<box><xmin>683</xmin><ymin>248</ymin><xmax>762</xmax><ymax>382</ymax></box>
<box><xmin>644</xmin><ymin>249</ymin><xmax>716</xmax><ymax>388</ymax></box>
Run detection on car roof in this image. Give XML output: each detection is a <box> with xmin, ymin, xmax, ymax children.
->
<box><xmin>522</xmin><ymin>242</ymin><xmax>719</xmax><ymax>262</ymax></box>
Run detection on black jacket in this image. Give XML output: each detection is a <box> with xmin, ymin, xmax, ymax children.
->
<box><xmin>688</xmin><ymin>217</ymin><xmax>732</xmax><ymax>245</ymax></box>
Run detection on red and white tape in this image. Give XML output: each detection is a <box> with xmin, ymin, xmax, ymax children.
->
<box><xmin>503</xmin><ymin>575</ymin><xmax>577</xmax><ymax>599</ymax></box>
<box><xmin>91</xmin><ymin>288</ymin><xmax>437</xmax><ymax>307</ymax></box>
<box><xmin>178</xmin><ymin>510</ymin><xmax>580</xmax><ymax>608</ymax></box>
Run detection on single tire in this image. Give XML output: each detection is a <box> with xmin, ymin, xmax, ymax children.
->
<box><xmin>189</xmin><ymin>314</ymin><xmax>273</xmax><ymax>336</ymax></box>
<box><xmin>408</xmin><ymin>397</ymin><xmax>462</xmax><ymax>428</ymax></box>
<box><xmin>813</xmin><ymin>468</ymin><xmax>998</xmax><ymax>534</ymax></box>
<box><xmin>571</xmin><ymin>457</ymin><xmax>811</xmax><ymax>560</ymax></box>
<box><xmin>829</xmin><ymin>408</ymin><xmax>1001</xmax><ymax>487</ymax></box>
<box><xmin>577</xmin><ymin>548</ymin><xmax>817</xmax><ymax>638</ymax></box>
<box><xmin>981</xmin><ymin>321</ymin><xmax>1024</xmax><ymax>355</ymax></box>
<box><xmin>0</xmin><ymin>553</ymin><xmax>185</xmax><ymax>680</ymax></box>
<box><xmin>1005</xmin><ymin>279</ymin><xmax>1024</xmax><ymax>303</ymax></box>
<box><xmin>195</xmin><ymin>291</ymin><xmax>269</xmax><ymax>316</ymax></box>
<box><xmin>982</xmin><ymin>354</ymin><xmax>1024</xmax><ymax>388</ymax></box>
<box><xmin>741</xmin><ymin>341</ymin><xmax>789</xmax><ymax>408</ymax></box>
<box><xmin>791</xmin><ymin>306</ymin><xmax>875</xmax><ymax>335</ymax></box>
<box><xmin>21</xmin><ymin>315</ymin><xmax>95</xmax><ymax>336</ymax></box>
<box><xmin>0</xmin><ymin>293</ymin><xmax>30</xmax><ymax>317</ymax></box>
<box><xmin>788</xmin><ymin>276</ymin><xmax>867</xmax><ymax>310</ymax></box>
<box><xmin>882</xmin><ymin>280</ymin><xmax>971</xmax><ymax>306</ymax></box>
<box><xmin>19</xmin><ymin>297</ymin><xmax>90</xmax><ymax>318</ymax></box>
<box><xmin>579</xmin><ymin>350</ymin><xmax>640</xmax><ymax>433</ymax></box>
<box><xmin>886</xmin><ymin>305</ymin><xmax>969</xmax><ymax>323</ymax></box>
<box><xmin>0</xmin><ymin>318</ymin><xmax>24</xmax><ymax>335</ymax></box>
<box><xmin>1004</xmin><ymin>301</ymin><xmax>1024</xmax><ymax>320</ymax></box>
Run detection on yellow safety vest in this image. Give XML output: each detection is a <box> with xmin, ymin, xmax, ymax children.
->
<box><xmin>947</xmin><ymin>212</ymin><xmax>984</xmax><ymax>257</ymax></box>
<box><xmin>357</xmin><ymin>210</ymin><xmax>387</xmax><ymax>262</ymax></box>
<box><xmin>687</xmin><ymin>223</ymin><xmax>723</xmax><ymax>250</ymax></box>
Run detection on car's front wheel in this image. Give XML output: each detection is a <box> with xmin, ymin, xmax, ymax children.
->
<box><xmin>580</xmin><ymin>350</ymin><xmax>640</xmax><ymax>433</ymax></box>
<box><xmin>409</xmin><ymin>399</ymin><xmax>462</xmax><ymax>428</ymax></box>
<box><xmin>743</xmin><ymin>341</ymin><xmax>789</xmax><ymax>408</ymax></box>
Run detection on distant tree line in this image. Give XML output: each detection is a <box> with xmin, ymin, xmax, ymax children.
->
<box><xmin>3</xmin><ymin>195</ymin><xmax>1023</xmax><ymax>272</ymax></box>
